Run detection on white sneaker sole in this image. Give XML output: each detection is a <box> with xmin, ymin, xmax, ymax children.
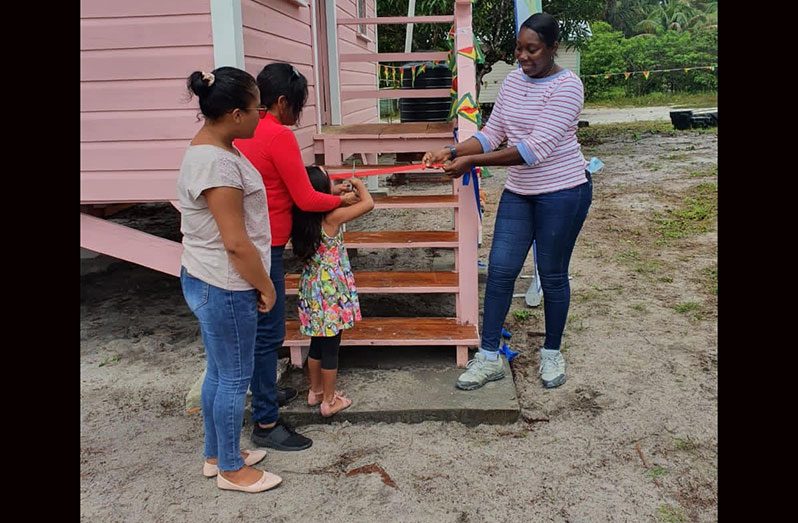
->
<box><xmin>456</xmin><ymin>370</ymin><xmax>506</xmax><ymax>391</ymax></box>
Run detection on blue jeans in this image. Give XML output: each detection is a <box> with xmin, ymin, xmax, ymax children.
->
<box><xmin>250</xmin><ymin>246</ymin><xmax>285</xmax><ymax>426</ymax></box>
<box><xmin>481</xmin><ymin>176</ymin><xmax>592</xmax><ymax>353</ymax></box>
<box><xmin>180</xmin><ymin>267</ymin><xmax>258</xmax><ymax>472</ymax></box>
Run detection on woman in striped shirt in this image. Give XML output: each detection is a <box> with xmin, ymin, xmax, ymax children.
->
<box><xmin>423</xmin><ymin>12</ymin><xmax>592</xmax><ymax>391</ymax></box>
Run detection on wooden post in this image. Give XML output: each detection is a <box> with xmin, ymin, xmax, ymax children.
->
<box><xmin>323</xmin><ymin>138</ymin><xmax>342</xmax><ymax>166</ymax></box>
<box><xmin>456</xmin><ymin>346</ymin><xmax>469</xmax><ymax>368</ymax></box>
<box><xmin>454</xmin><ymin>0</ymin><xmax>479</xmax><ymax>332</ymax></box>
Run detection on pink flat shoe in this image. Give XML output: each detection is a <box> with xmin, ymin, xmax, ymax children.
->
<box><xmin>203</xmin><ymin>449</ymin><xmax>267</xmax><ymax>478</ymax></box>
<box><xmin>216</xmin><ymin>469</ymin><xmax>282</xmax><ymax>493</ymax></box>
<box><xmin>307</xmin><ymin>389</ymin><xmax>324</xmax><ymax>406</ymax></box>
<box><xmin>320</xmin><ymin>392</ymin><xmax>352</xmax><ymax>417</ymax></box>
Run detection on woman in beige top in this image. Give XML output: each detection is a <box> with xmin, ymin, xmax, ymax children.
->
<box><xmin>177</xmin><ymin>66</ymin><xmax>279</xmax><ymax>493</ymax></box>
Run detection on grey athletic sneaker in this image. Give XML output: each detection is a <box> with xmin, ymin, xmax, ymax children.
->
<box><xmin>456</xmin><ymin>351</ymin><xmax>505</xmax><ymax>390</ymax></box>
<box><xmin>539</xmin><ymin>348</ymin><xmax>566</xmax><ymax>388</ymax></box>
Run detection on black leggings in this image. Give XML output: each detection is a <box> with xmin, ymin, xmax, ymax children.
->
<box><xmin>308</xmin><ymin>332</ymin><xmax>342</xmax><ymax>370</ymax></box>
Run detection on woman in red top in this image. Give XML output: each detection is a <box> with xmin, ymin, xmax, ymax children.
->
<box><xmin>235</xmin><ymin>63</ymin><xmax>357</xmax><ymax>451</ymax></box>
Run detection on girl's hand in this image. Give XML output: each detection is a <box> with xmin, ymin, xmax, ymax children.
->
<box><xmin>349</xmin><ymin>177</ymin><xmax>367</xmax><ymax>194</ymax></box>
<box><xmin>339</xmin><ymin>191</ymin><xmax>359</xmax><ymax>206</ymax></box>
<box><xmin>332</xmin><ymin>182</ymin><xmax>352</xmax><ymax>195</ymax></box>
<box><xmin>422</xmin><ymin>148</ymin><xmax>452</xmax><ymax>167</ymax></box>
<box><xmin>442</xmin><ymin>156</ymin><xmax>474</xmax><ymax>179</ymax></box>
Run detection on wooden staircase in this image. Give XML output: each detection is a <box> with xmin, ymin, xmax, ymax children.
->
<box><xmin>297</xmin><ymin>0</ymin><xmax>481</xmax><ymax>367</ymax></box>
<box><xmin>79</xmin><ymin>1</ymin><xmax>481</xmax><ymax>368</ymax></box>
<box><xmin>314</xmin><ymin>121</ymin><xmax>455</xmax><ymax>166</ymax></box>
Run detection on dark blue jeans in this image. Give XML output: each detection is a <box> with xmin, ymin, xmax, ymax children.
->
<box><xmin>249</xmin><ymin>246</ymin><xmax>285</xmax><ymax>426</ymax></box>
<box><xmin>482</xmin><ymin>176</ymin><xmax>592</xmax><ymax>353</ymax></box>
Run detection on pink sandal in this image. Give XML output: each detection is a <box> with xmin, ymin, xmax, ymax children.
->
<box><xmin>307</xmin><ymin>389</ymin><xmax>324</xmax><ymax>406</ymax></box>
<box><xmin>320</xmin><ymin>392</ymin><xmax>352</xmax><ymax>417</ymax></box>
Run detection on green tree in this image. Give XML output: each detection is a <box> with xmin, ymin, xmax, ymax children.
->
<box><xmin>634</xmin><ymin>0</ymin><xmax>718</xmax><ymax>34</ymax></box>
<box><xmin>602</xmin><ymin>0</ymin><xmax>660</xmax><ymax>37</ymax></box>
<box><xmin>581</xmin><ymin>20</ymin><xmax>717</xmax><ymax>99</ymax></box>
<box><xmin>377</xmin><ymin>0</ymin><xmax>603</xmax><ymax>87</ymax></box>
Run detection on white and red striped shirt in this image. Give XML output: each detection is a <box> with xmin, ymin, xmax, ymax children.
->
<box><xmin>474</xmin><ymin>67</ymin><xmax>587</xmax><ymax>195</ymax></box>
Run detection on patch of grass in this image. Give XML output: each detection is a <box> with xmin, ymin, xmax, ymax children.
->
<box><xmin>674</xmin><ymin>301</ymin><xmax>700</xmax><ymax>314</ymax></box>
<box><xmin>656</xmin><ymin>504</ymin><xmax>687</xmax><ymax>523</ymax></box>
<box><xmin>673</xmin><ymin>436</ymin><xmax>699</xmax><ymax>451</ymax></box>
<box><xmin>635</xmin><ymin>259</ymin><xmax>662</xmax><ymax>274</ymax></box>
<box><xmin>689</xmin><ymin>165</ymin><xmax>718</xmax><ymax>178</ymax></box>
<box><xmin>630</xmin><ymin>303</ymin><xmax>648</xmax><ymax>313</ymax></box>
<box><xmin>654</xmin><ymin>182</ymin><xmax>717</xmax><ymax>240</ymax></box>
<box><xmin>572</xmin><ymin>288</ymin><xmax>601</xmax><ymax>303</ymax></box>
<box><xmin>663</xmin><ymin>153</ymin><xmax>689</xmax><ymax>161</ymax></box>
<box><xmin>615</xmin><ymin>249</ymin><xmax>662</xmax><ymax>275</ymax></box>
<box><xmin>673</xmin><ymin>301</ymin><xmax>704</xmax><ymax>320</ymax></box>
<box><xmin>566</xmin><ymin>314</ymin><xmax>587</xmax><ymax>333</ymax></box>
<box><xmin>646</xmin><ymin>465</ymin><xmax>668</xmax><ymax>479</ymax></box>
<box><xmin>512</xmin><ymin>309</ymin><xmax>533</xmax><ymax>322</ymax></box>
<box><xmin>702</xmin><ymin>265</ymin><xmax>718</xmax><ymax>296</ymax></box>
<box><xmin>585</xmin><ymin>91</ymin><xmax>717</xmax><ymax>109</ymax></box>
<box><xmin>658</xmin><ymin>275</ymin><xmax>674</xmax><ymax>283</ymax></box>
<box><xmin>577</xmin><ymin>121</ymin><xmax>675</xmax><ymax>146</ymax></box>
<box><xmin>616</xmin><ymin>249</ymin><xmax>640</xmax><ymax>262</ymax></box>
<box><xmin>99</xmin><ymin>354</ymin><xmax>121</xmax><ymax>367</ymax></box>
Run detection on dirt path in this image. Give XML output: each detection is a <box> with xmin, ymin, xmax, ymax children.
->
<box><xmin>581</xmin><ymin>105</ymin><xmax>717</xmax><ymax>124</ymax></box>
<box><xmin>81</xmin><ymin>125</ymin><xmax>717</xmax><ymax>522</ymax></box>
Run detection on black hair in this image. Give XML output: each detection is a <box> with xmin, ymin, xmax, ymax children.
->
<box><xmin>520</xmin><ymin>12</ymin><xmax>560</xmax><ymax>48</ymax></box>
<box><xmin>291</xmin><ymin>166</ymin><xmax>332</xmax><ymax>261</ymax></box>
<box><xmin>186</xmin><ymin>66</ymin><xmax>258</xmax><ymax>121</ymax></box>
<box><xmin>257</xmin><ymin>62</ymin><xmax>309</xmax><ymax>122</ymax></box>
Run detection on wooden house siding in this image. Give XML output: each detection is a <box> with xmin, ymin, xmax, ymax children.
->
<box><xmin>80</xmin><ymin>0</ymin><xmax>214</xmax><ymax>198</ymax></box>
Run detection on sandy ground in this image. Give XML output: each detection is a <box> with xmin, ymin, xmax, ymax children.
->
<box><xmin>80</xmin><ymin>124</ymin><xmax>717</xmax><ymax>522</ymax></box>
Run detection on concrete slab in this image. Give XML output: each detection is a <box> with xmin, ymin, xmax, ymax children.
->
<box><xmin>278</xmin><ymin>346</ymin><xmax>520</xmax><ymax>426</ymax></box>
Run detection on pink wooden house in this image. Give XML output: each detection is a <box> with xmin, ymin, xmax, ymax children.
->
<box><xmin>81</xmin><ymin>0</ymin><xmax>481</xmax><ymax>367</ymax></box>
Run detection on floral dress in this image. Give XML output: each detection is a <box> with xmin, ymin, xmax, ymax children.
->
<box><xmin>297</xmin><ymin>227</ymin><xmax>361</xmax><ymax>336</ymax></box>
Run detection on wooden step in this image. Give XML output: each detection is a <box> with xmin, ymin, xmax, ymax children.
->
<box><xmin>283</xmin><ymin>317</ymin><xmax>479</xmax><ymax>347</ymax></box>
<box><xmin>316</xmin><ymin>121</ymin><xmax>453</xmax><ymax>139</ymax></box>
<box><xmin>314</xmin><ymin>122</ymin><xmax>455</xmax><ymax>160</ymax></box>
<box><xmin>372</xmin><ymin>194</ymin><xmax>458</xmax><ymax>209</ymax></box>
<box><xmin>322</xmin><ymin>164</ymin><xmax>447</xmax><ymax>184</ymax></box>
<box><xmin>284</xmin><ymin>231</ymin><xmax>458</xmax><ymax>250</ymax></box>
<box><xmin>345</xmin><ymin>231</ymin><xmax>458</xmax><ymax>248</ymax></box>
<box><xmin>285</xmin><ymin>271</ymin><xmax>458</xmax><ymax>295</ymax></box>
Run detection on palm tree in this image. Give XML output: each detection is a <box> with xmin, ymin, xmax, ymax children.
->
<box><xmin>604</xmin><ymin>0</ymin><xmax>659</xmax><ymax>37</ymax></box>
<box><xmin>634</xmin><ymin>0</ymin><xmax>715</xmax><ymax>34</ymax></box>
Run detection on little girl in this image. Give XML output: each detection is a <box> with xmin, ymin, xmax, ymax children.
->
<box><xmin>292</xmin><ymin>166</ymin><xmax>374</xmax><ymax>417</ymax></box>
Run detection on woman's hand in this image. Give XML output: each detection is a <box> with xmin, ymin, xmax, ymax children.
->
<box><xmin>422</xmin><ymin>148</ymin><xmax>452</xmax><ymax>168</ymax></box>
<box><xmin>257</xmin><ymin>282</ymin><xmax>277</xmax><ymax>313</ymax></box>
<box><xmin>442</xmin><ymin>156</ymin><xmax>474</xmax><ymax>179</ymax></box>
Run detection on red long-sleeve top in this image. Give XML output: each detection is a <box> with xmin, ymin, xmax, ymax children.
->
<box><xmin>234</xmin><ymin>113</ymin><xmax>341</xmax><ymax>247</ymax></box>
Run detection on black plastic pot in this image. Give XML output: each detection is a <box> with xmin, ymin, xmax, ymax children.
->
<box><xmin>399</xmin><ymin>63</ymin><xmax>453</xmax><ymax>123</ymax></box>
<box><xmin>670</xmin><ymin>110</ymin><xmax>694</xmax><ymax>130</ymax></box>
